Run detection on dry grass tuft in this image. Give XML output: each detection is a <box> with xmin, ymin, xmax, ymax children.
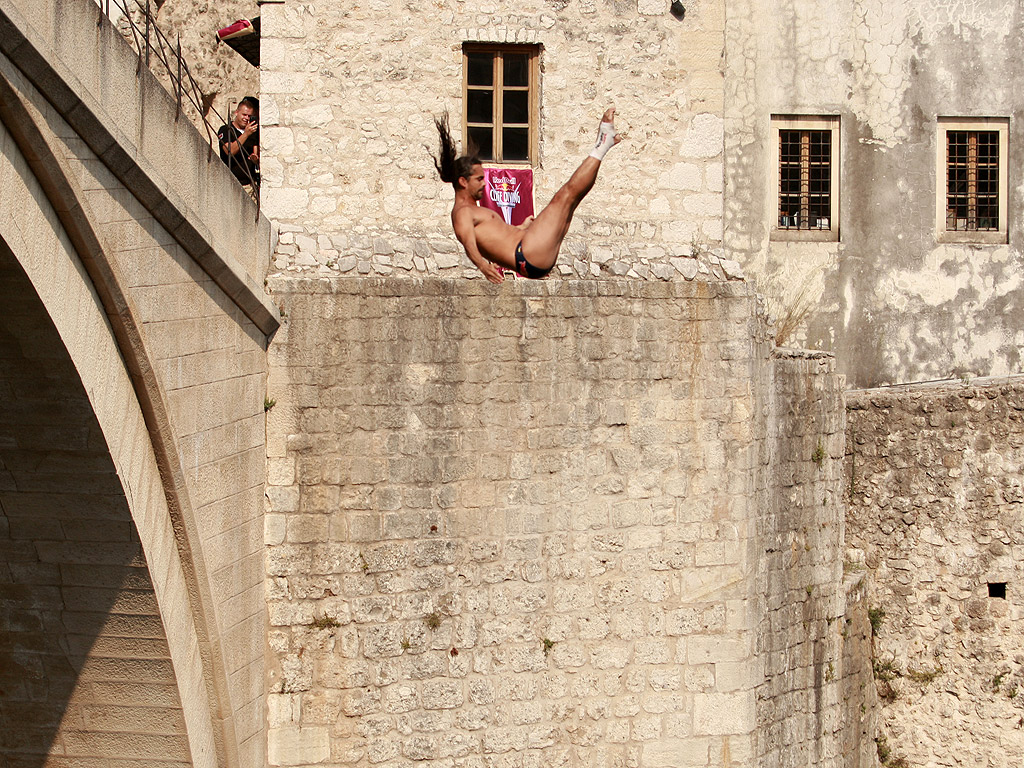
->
<box><xmin>764</xmin><ymin>270</ymin><xmax>821</xmax><ymax>347</ymax></box>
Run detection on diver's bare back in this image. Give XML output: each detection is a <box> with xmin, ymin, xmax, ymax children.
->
<box><xmin>451</xmin><ymin>202</ymin><xmax>521</xmax><ymax>269</ymax></box>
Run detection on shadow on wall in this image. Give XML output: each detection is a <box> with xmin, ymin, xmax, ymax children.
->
<box><xmin>0</xmin><ymin>242</ymin><xmax>190</xmax><ymax>765</ymax></box>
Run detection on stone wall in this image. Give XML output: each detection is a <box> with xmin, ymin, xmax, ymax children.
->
<box><xmin>845</xmin><ymin>379</ymin><xmax>1024</xmax><ymax>767</ymax></box>
<box><xmin>753</xmin><ymin>350</ymin><xmax>848</xmax><ymax>768</ymax></box>
<box><xmin>723</xmin><ymin>0</ymin><xmax>1024</xmax><ymax>387</ymax></box>
<box><xmin>0</xmin><ymin>234</ymin><xmax>195</xmax><ymax>767</ymax></box>
<box><xmin>264</xmin><ymin>275</ymin><xmax>853</xmax><ymax>768</ymax></box>
<box><xmin>259</xmin><ymin>0</ymin><xmax>728</xmax><ymax>280</ymax></box>
<box><xmin>0</xmin><ymin>0</ymin><xmax>278</xmax><ymax>763</ymax></box>
<box><xmin>838</xmin><ymin>577</ymin><xmax>878</xmax><ymax>768</ymax></box>
<box><xmin>117</xmin><ymin>0</ymin><xmax>261</xmax><ymax>137</ymax></box>
<box><xmin>153</xmin><ymin>0</ymin><xmax>261</xmax><ymax>127</ymax></box>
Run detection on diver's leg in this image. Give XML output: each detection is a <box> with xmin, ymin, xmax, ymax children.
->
<box><xmin>518</xmin><ymin>108</ymin><xmax>621</xmax><ymax>272</ymax></box>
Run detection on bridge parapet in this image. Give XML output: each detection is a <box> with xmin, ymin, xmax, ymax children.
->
<box><xmin>0</xmin><ymin>0</ymin><xmax>277</xmax><ymax>334</ymax></box>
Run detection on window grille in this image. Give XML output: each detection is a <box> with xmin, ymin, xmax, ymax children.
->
<box><xmin>463</xmin><ymin>44</ymin><xmax>539</xmax><ymax>164</ymax></box>
<box><xmin>935</xmin><ymin>118</ymin><xmax>1007</xmax><ymax>243</ymax></box>
<box><xmin>778</xmin><ymin>129</ymin><xmax>832</xmax><ymax>231</ymax></box>
<box><xmin>946</xmin><ymin>130</ymin><xmax>999</xmax><ymax>231</ymax></box>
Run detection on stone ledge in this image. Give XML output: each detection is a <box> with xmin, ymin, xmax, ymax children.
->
<box><xmin>270</xmin><ymin>246</ymin><xmax>743</xmax><ymax>283</ymax></box>
<box><xmin>272</xmin><ymin>228</ymin><xmax>741</xmax><ymax>283</ymax></box>
<box><xmin>847</xmin><ymin>373</ymin><xmax>1024</xmax><ymax>397</ymax></box>
<box><xmin>267</xmin><ymin>274</ymin><xmax>754</xmax><ymax>301</ymax></box>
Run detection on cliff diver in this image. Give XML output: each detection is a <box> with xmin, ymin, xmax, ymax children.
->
<box><xmin>433</xmin><ymin>108</ymin><xmax>621</xmax><ymax>283</ymax></box>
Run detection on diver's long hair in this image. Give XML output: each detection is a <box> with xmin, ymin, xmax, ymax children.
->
<box><xmin>433</xmin><ymin>113</ymin><xmax>480</xmax><ymax>189</ymax></box>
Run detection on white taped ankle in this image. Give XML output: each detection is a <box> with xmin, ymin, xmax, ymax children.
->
<box><xmin>589</xmin><ymin>122</ymin><xmax>617</xmax><ymax>160</ymax></box>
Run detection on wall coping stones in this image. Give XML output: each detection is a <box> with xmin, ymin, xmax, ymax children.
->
<box><xmin>267</xmin><ymin>274</ymin><xmax>754</xmax><ymax>301</ymax></box>
<box><xmin>847</xmin><ymin>372</ymin><xmax>1024</xmax><ymax>396</ymax></box>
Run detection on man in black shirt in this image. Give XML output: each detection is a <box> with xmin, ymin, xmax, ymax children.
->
<box><xmin>218</xmin><ymin>96</ymin><xmax>260</xmax><ymax>188</ymax></box>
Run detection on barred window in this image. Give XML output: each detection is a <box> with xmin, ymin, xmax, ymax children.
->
<box><xmin>779</xmin><ymin>130</ymin><xmax>832</xmax><ymax>230</ymax></box>
<box><xmin>946</xmin><ymin>131</ymin><xmax>999</xmax><ymax>231</ymax></box>
<box><xmin>936</xmin><ymin>118</ymin><xmax>1008</xmax><ymax>244</ymax></box>
<box><xmin>771</xmin><ymin>116</ymin><xmax>840</xmax><ymax>242</ymax></box>
<box><xmin>463</xmin><ymin>44</ymin><xmax>539</xmax><ymax>165</ymax></box>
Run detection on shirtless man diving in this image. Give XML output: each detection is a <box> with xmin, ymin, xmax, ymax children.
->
<box><xmin>433</xmin><ymin>108</ymin><xmax>621</xmax><ymax>283</ymax></box>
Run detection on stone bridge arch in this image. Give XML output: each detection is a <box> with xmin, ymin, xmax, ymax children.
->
<box><xmin>0</xmin><ymin>0</ymin><xmax>277</xmax><ymax>765</ymax></box>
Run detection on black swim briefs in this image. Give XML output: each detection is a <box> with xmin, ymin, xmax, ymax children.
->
<box><xmin>514</xmin><ymin>242</ymin><xmax>553</xmax><ymax>279</ymax></box>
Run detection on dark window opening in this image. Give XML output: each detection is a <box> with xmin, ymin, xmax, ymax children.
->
<box><xmin>463</xmin><ymin>44</ymin><xmax>539</xmax><ymax>165</ymax></box>
<box><xmin>778</xmin><ymin>129</ymin><xmax>832</xmax><ymax>230</ymax></box>
<box><xmin>988</xmin><ymin>582</ymin><xmax>1007</xmax><ymax>599</ymax></box>
<box><xmin>946</xmin><ymin>130</ymin><xmax>1000</xmax><ymax>232</ymax></box>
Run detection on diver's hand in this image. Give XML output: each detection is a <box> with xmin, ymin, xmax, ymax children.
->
<box><xmin>478</xmin><ymin>260</ymin><xmax>505</xmax><ymax>284</ymax></box>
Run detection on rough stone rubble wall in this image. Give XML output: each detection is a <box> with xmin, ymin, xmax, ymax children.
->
<box><xmin>259</xmin><ymin>0</ymin><xmax>730</xmax><ymax>281</ymax></box>
<box><xmin>118</xmin><ymin>0</ymin><xmax>261</xmax><ymax>141</ymax></box>
<box><xmin>845</xmin><ymin>380</ymin><xmax>1024</xmax><ymax>768</ymax></box>
<box><xmin>263</xmin><ymin>275</ymin><xmax>854</xmax><ymax>768</ymax></box>
<box><xmin>723</xmin><ymin>0</ymin><xmax>1024</xmax><ymax>387</ymax></box>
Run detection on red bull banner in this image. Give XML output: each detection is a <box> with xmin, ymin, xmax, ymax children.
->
<box><xmin>482</xmin><ymin>168</ymin><xmax>535</xmax><ymax>226</ymax></box>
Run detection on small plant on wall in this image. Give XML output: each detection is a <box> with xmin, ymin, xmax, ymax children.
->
<box><xmin>764</xmin><ymin>268</ymin><xmax>822</xmax><ymax>347</ymax></box>
<box><xmin>876</xmin><ymin>735</ymin><xmax>909</xmax><ymax>768</ymax></box>
<box><xmin>868</xmin><ymin>606</ymin><xmax>886</xmax><ymax>637</ymax></box>
<box><xmin>812</xmin><ymin>439</ymin><xmax>826</xmax><ymax>466</ymax></box>
<box><xmin>311</xmin><ymin>614</ymin><xmax>340</xmax><ymax>630</ymax></box>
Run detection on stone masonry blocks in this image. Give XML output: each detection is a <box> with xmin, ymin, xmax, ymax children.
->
<box><xmin>261</xmin><ymin>0</ymin><xmax>727</xmax><ymax>279</ymax></box>
<box><xmin>265</xmin><ymin>275</ymin><xmax>847</xmax><ymax>768</ymax></box>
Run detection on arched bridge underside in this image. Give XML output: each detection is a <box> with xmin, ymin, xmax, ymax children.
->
<box><xmin>0</xmin><ymin>245</ymin><xmax>194</xmax><ymax>766</ymax></box>
<box><xmin>0</xmin><ymin>1</ymin><xmax>277</xmax><ymax>766</ymax></box>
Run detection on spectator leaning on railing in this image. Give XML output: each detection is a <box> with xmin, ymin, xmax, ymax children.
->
<box><xmin>217</xmin><ymin>96</ymin><xmax>260</xmax><ymax>188</ymax></box>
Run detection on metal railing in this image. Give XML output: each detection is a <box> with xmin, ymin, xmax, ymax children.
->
<box><xmin>95</xmin><ymin>0</ymin><xmax>260</xmax><ymax>209</ymax></box>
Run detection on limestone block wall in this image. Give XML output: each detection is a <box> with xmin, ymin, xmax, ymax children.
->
<box><xmin>845</xmin><ymin>379</ymin><xmax>1024</xmax><ymax>768</ymax></box>
<box><xmin>723</xmin><ymin>0</ymin><xmax>1024</xmax><ymax>387</ymax></box>
<box><xmin>837</xmin><ymin>577</ymin><xmax>878</xmax><ymax>768</ymax></box>
<box><xmin>752</xmin><ymin>351</ymin><xmax>848</xmax><ymax>768</ymax></box>
<box><xmin>260</xmin><ymin>0</ymin><xmax>728</xmax><ymax>280</ymax></box>
<box><xmin>0</xmin><ymin>236</ymin><xmax>194</xmax><ymax>766</ymax></box>
<box><xmin>264</xmin><ymin>275</ymin><xmax>852</xmax><ymax>768</ymax></box>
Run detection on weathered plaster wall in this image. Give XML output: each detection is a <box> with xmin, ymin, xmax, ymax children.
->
<box><xmin>263</xmin><ymin>275</ymin><xmax>854</xmax><ymax>768</ymax></box>
<box><xmin>845</xmin><ymin>379</ymin><xmax>1024</xmax><ymax>767</ymax></box>
<box><xmin>724</xmin><ymin>0</ymin><xmax>1024</xmax><ymax>387</ymax></box>
<box><xmin>260</xmin><ymin>0</ymin><xmax>730</xmax><ymax>281</ymax></box>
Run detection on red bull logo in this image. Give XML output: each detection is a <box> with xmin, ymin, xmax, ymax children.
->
<box><xmin>482</xmin><ymin>168</ymin><xmax>534</xmax><ymax>226</ymax></box>
<box><xmin>489</xmin><ymin>178</ymin><xmax>522</xmax><ymax>208</ymax></box>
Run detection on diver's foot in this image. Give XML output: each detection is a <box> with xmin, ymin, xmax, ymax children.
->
<box><xmin>590</xmin><ymin>108</ymin><xmax>620</xmax><ymax>160</ymax></box>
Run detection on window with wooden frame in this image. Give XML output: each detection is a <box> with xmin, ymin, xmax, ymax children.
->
<box><xmin>771</xmin><ymin>116</ymin><xmax>840</xmax><ymax>242</ymax></box>
<box><xmin>463</xmin><ymin>44</ymin><xmax>539</xmax><ymax>165</ymax></box>
<box><xmin>936</xmin><ymin>117</ymin><xmax>1008</xmax><ymax>244</ymax></box>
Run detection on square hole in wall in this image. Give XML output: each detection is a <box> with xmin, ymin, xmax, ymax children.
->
<box><xmin>988</xmin><ymin>582</ymin><xmax>1007</xmax><ymax>599</ymax></box>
